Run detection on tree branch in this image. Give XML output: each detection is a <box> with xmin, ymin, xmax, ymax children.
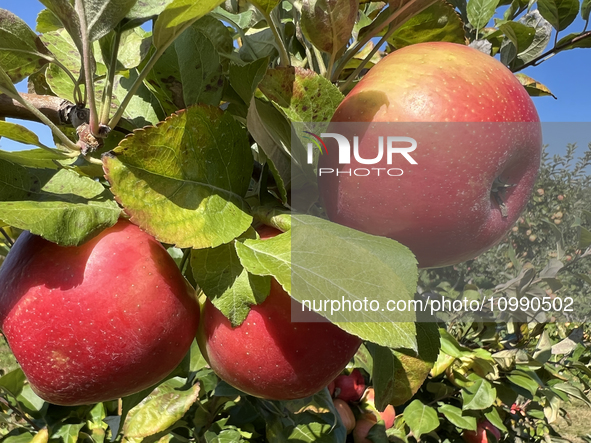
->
<box><xmin>0</xmin><ymin>93</ymin><xmax>75</xmax><ymax>126</ymax></box>
<box><xmin>513</xmin><ymin>31</ymin><xmax>591</xmax><ymax>73</ymax></box>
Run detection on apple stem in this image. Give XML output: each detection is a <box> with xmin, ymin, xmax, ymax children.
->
<box><xmin>179</xmin><ymin>249</ymin><xmax>191</xmax><ymax>273</ymax></box>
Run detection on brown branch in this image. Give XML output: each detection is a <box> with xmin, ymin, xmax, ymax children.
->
<box><xmin>0</xmin><ymin>93</ymin><xmax>76</xmax><ymax>126</ymax></box>
<box><xmin>513</xmin><ymin>31</ymin><xmax>591</xmax><ymax>73</ymax></box>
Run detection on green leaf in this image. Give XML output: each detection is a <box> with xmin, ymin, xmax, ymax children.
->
<box><xmin>36</xmin><ymin>8</ymin><xmax>63</xmax><ymax>33</ymax></box>
<box><xmin>438</xmin><ymin>404</ymin><xmax>477</xmax><ymax>430</ymax></box>
<box><xmin>77</xmin><ymin>0</ymin><xmax>137</xmax><ymax>42</ymax></box>
<box><xmin>235</xmin><ymin>229</ymin><xmax>291</xmax><ymax>292</ymax></box>
<box><xmin>100</xmin><ymin>27</ymin><xmax>151</xmax><ymax>71</ymax></box>
<box><xmin>537</xmin><ymin>0</ymin><xmax>580</xmax><ymax>30</ymax></box>
<box><xmin>123</xmin><ymin>378</ymin><xmax>200</xmax><ymax>438</ymax></box>
<box><xmin>301</xmin><ymin>0</ymin><xmax>359</xmax><ymax>54</ymax></box>
<box><xmin>175</xmin><ymin>25</ymin><xmax>223</xmax><ymax>106</ymax></box>
<box><xmin>0</xmin><ymin>64</ymin><xmax>18</xmax><ymax>96</ymax></box>
<box><xmin>191</xmin><ymin>228</ymin><xmax>271</xmax><ymax>326</ymax></box>
<box><xmin>0</xmin><ymin>160</ymin><xmax>121</xmax><ymax>245</ymax></box>
<box><xmin>110</xmin><ymin>69</ymin><xmax>165</xmax><ymax>127</ymax></box>
<box><xmin>507</xmin><ymin>370</ymin><xmax>539</xmax><ymax>397</ymax></box>
<box><xmin>370</xmin><ymin>324</ymin><xmax>440</xmax><ymax>408</ymax></box>
<box><xmin>38</xmin><ymin>0</ymin><xmax>84</xmax><ymax>54</ymax></box>
<box><xmin>250</xmin><ymin>0</ymin><xmax>281</xmax><ymax>14</ymax></box>
<box><xmin>103</xmin><ymin>105</ymin><xmax>253</xmax><ymax>249</ymax></box>
<box><xmin>579</xmin><ymin>226</ymin><xmax>591</xmax><ymax>248</ymax></box>
<box><xmin>246</xmin><ymin>98</ymin><xmax>291</xmax><ymax>203</ymax></box>
<box><xmin>388</xmin><ymin>1</ymin><xmax>466</xmax><ymax>48</ymax></box>
<box><xmin>484</xmin><ymin>407</ymin><xmax>508</xmax><ymax>433</ymax></box>
<box><xmin>583</xmin><ymin>0</ymin><xmax>591</xmax><ymax>19</ymax></box>
<box><xmin>0</xmin><ymin>9</ymin><xmax>53</xmax><ymax>83</ymax></box>
<box><xmin>462</xmin><ymin>377</ymin><xmax>496</xmax><ymax>410</ymax></box>
<box><xmin>467</xmin><ymin>0</ymin><xmax>500</xmax><ymax>30</ymax></box>
<box><xmin>259</xmin><ymin>66</ymin><xmax>344</xmax><ymax>123</ymax></box>
<box><xmin>236</xmin><ymin>214</ymin><xmax>419</xmax><ymax>350</ymax></box>
<box><xmin>556</xmin><ymin>31</ymin><xmax>591</xmax><ymax>49</ymax></box>
<box><xmin>0</xmin><ymin>121</ymin><xmax>53</xmax><ymax>149</ymax></box>
<box><xmin>499</xmin><ymin>21</ymin><xmax>536</xmax><ymax>53</ymax></box>
<box><xmin>126</xmin><ymin>0</ymin><xmax>174</xmax><ymax>21</ymax></box>
<box><xmin>51</xmin><ymin>424</ymin><xmax>85</xmax><ymax>443</ymax></box>
<box><xmin>0</xmin><ymin>368</ymin><xmax>26</xmax><ymax>397</ymax></box>
<box><xmin>404</xmin><ymin>399</ymin><xmax>439</xmax><ymax>438</ymax></box>
<box><xmin>229</xmin><ymin>57</ymin><xmax>269</xmax><ymax>105</ymax></box>
<box><xmin>1</xmin><ymin>434</ymin><xmax>34</xmax><ymax>443</ymax></box>
<box><xmin>389</xmin><ymin>323</ymin><xmax>440</xmax><ymax>406</ymax></box>
<box><xmin>142</xmin><ymin>45</ymin><xmax>183</xmax><ymax>115</ymax></box>
<box><xmin>153</xmin><ymin>0</ymin><xmax>225</xmax><ymax>51</ymax></box>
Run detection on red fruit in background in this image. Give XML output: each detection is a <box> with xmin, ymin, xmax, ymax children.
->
<box><xmin>319</xmin><ymin>42</ymin><xmax>542</xmax><ymax>268</ymax></box>
<box><xmin>333</xmin><ymin>398</ymin><xmax>356</xmax><ymax>433</ymax></box>
<box><xmin>327</xmin><ymin>380</ymin><xmax>336</xmax><ymax>396</ymax></box>
<box><xmin>361</xmin><ymin>387</ymin><xmax>396</xmax><ymax>429</ymax></box>
<box><xmin>462</xmin><ymin>419</ymin><xmax>501</xmax><ymax>443</ymax></box>
<box><xmin>334</xmin><ymin>368</ymin><xmax>365</xmax><ymax>402</ymax></box>
<box><xmin>197</xmin><ymin>225</ymin><xmax>362</xmax><ymax>400</ymax></box>
<box><xmin>353</xmin><ymin>416</ymin><xmax>378</xmax><ymax>443</ymax></box>
<box><xmin>0</xmin><ymin>220</ymin><xmax>199</xmax><ymax>406</ymax></box>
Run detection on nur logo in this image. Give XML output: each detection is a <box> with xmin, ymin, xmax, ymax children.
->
<box><xmin>303</xmin><ymin>131</ymin><xmax>419</xmax><ymax>177</ymax></box>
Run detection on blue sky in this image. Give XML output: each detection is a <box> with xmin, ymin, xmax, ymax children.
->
<box><xmin>0</xmin><ymin>0</ymin><xmax>590</xmax><ymax>154</ymax></box>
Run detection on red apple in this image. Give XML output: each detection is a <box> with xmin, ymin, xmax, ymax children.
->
<box><xmin>353</xmin><ymin>416</ymin><xmax>378</xmax><ymax>443</ymax></box>
<box><xmin>197</xmin><ymin>225</ymin><xmax>362</xmax><ymax>400</ymax></box>
<box><xmin>319</xmin><ymin>42</ymin><xmax>542</xmax><ymax>268</ymax></box>
<box><xmin>0</xmin><ymin>220</ymin><xmax>199</xmax><ymax>405</ymax></box>
<box><xmin>334</xmin><ymin>368</ymin><xmax>365</xmax><ymax>402</ymax></box>
<box><xmin>333</xmin><ymin>398</ymin><xmax>356</xmax><ymax>433</ymax></box>
<box><xmin>462</xmin><ymin>419</ymin><xmax>501</xmax><ymax>443</ymax></box>
<box><xmin>360</xmin><ymin>387</ymin><xmax>396</xmax><ymax>429</ymax></box>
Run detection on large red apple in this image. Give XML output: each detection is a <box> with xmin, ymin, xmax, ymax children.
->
<box><xmin>0</xmin><ymin>220</ymin><xmax>199</xmax><ymax>405</ymax></box>
<box><xmin>319</xmin><ymin>42</ymin><xmax>542</xmax><ymax>268</ymax></box>
<box><xmin>197</xmin><ymin>226</ymin><xmax>362</xmax><ymax>400</ymax></box>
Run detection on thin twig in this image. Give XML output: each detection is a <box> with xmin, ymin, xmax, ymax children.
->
<box><xmin>258</xmin><ymin>7</ymin><xmax>290</xmax><ymax>67</ymax></box>
<box><xmin>100</xmin><ymin>30</ymin><xmax>122</xmax><ymax>125</ymax></box>
<box><xmin>0</xmin><ymin>228</ymin><xmax>14</xmax><ymax>247</ymax></box>
<box><xmin>179</xmin><ymin>248</ymin><xmax>191</xmax><ymax>273</ymax></box>
<box><xmin>75</xmin><ymin>0</ymin><xmax>99</xmax><ymax>136</ymax></box>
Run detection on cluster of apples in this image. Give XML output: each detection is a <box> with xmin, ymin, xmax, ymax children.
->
<box><xmin>0</xmin><ymin>221</ymin><xmax>362</xmax><ymax>406</ymax></box>
<box><xmin>328</xmin><ymin>369</ymin><xmax>396</xmax><ymax>442</ymax></box>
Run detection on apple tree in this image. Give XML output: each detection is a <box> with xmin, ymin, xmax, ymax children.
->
<box><xmin>0</xmin><ymin>0</ymin><xmax>590</xmax><ymax>442</ymax></box>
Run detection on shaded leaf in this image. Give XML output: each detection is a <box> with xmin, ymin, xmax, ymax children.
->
<box><xmin>538</xmin><ymin>0</ymin><xmax>580</xmax><ymax>30</ymax></box>
<box><xmin>438</xmin><ymin>404</ymin><xmax>477</xmax><ymax>430</ymax></box>
<box><xmin>78</xmin><ymin>0</ymin><xmax>137</xmax><ymax>42</ymax></box>
<box><xmin>38</xmin><ymin>0</ymin><xmax>84</xmax><ymax>54</ymax></box>
<box><xmin>191</xmin><ymin>228</ymin><xmax>271</xmax><ymax>326</ymax></box>
<box><xmin>103</xmin><ymin>105</ymin><xmax>253</xmax><ymax>249</ymax></box>
<box><xmin>301</xmin><ymin>0</ymin><xmax>359</xmax><ymax>54</ymax></box>
<box><xmin>556</xmin><ymin>31</ymin><xmax>591</xmax><ymax>49</ymax></box>
<box><xmin>229</xmin><ymin>57</ymin><xmax>269</xmax><ymax>105</ymax></box>
<box><xmin>51</xmin><ymin>424</ymin><xmax>84</xmax><ymax>443</ymax></box>
<box><xmin>176</xmin><ymin>25</ymin><xmax>224</xmax><ymax>106</ymax></box>
<box><xmin>0</xmin><ymin>9</ymin><xmax>53</xmax><ymax>83</ymax></box>
<box><xmin>388</xmin><ymin>1</ymin><xmax>466</xmax><ymax>48</ymax></box>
